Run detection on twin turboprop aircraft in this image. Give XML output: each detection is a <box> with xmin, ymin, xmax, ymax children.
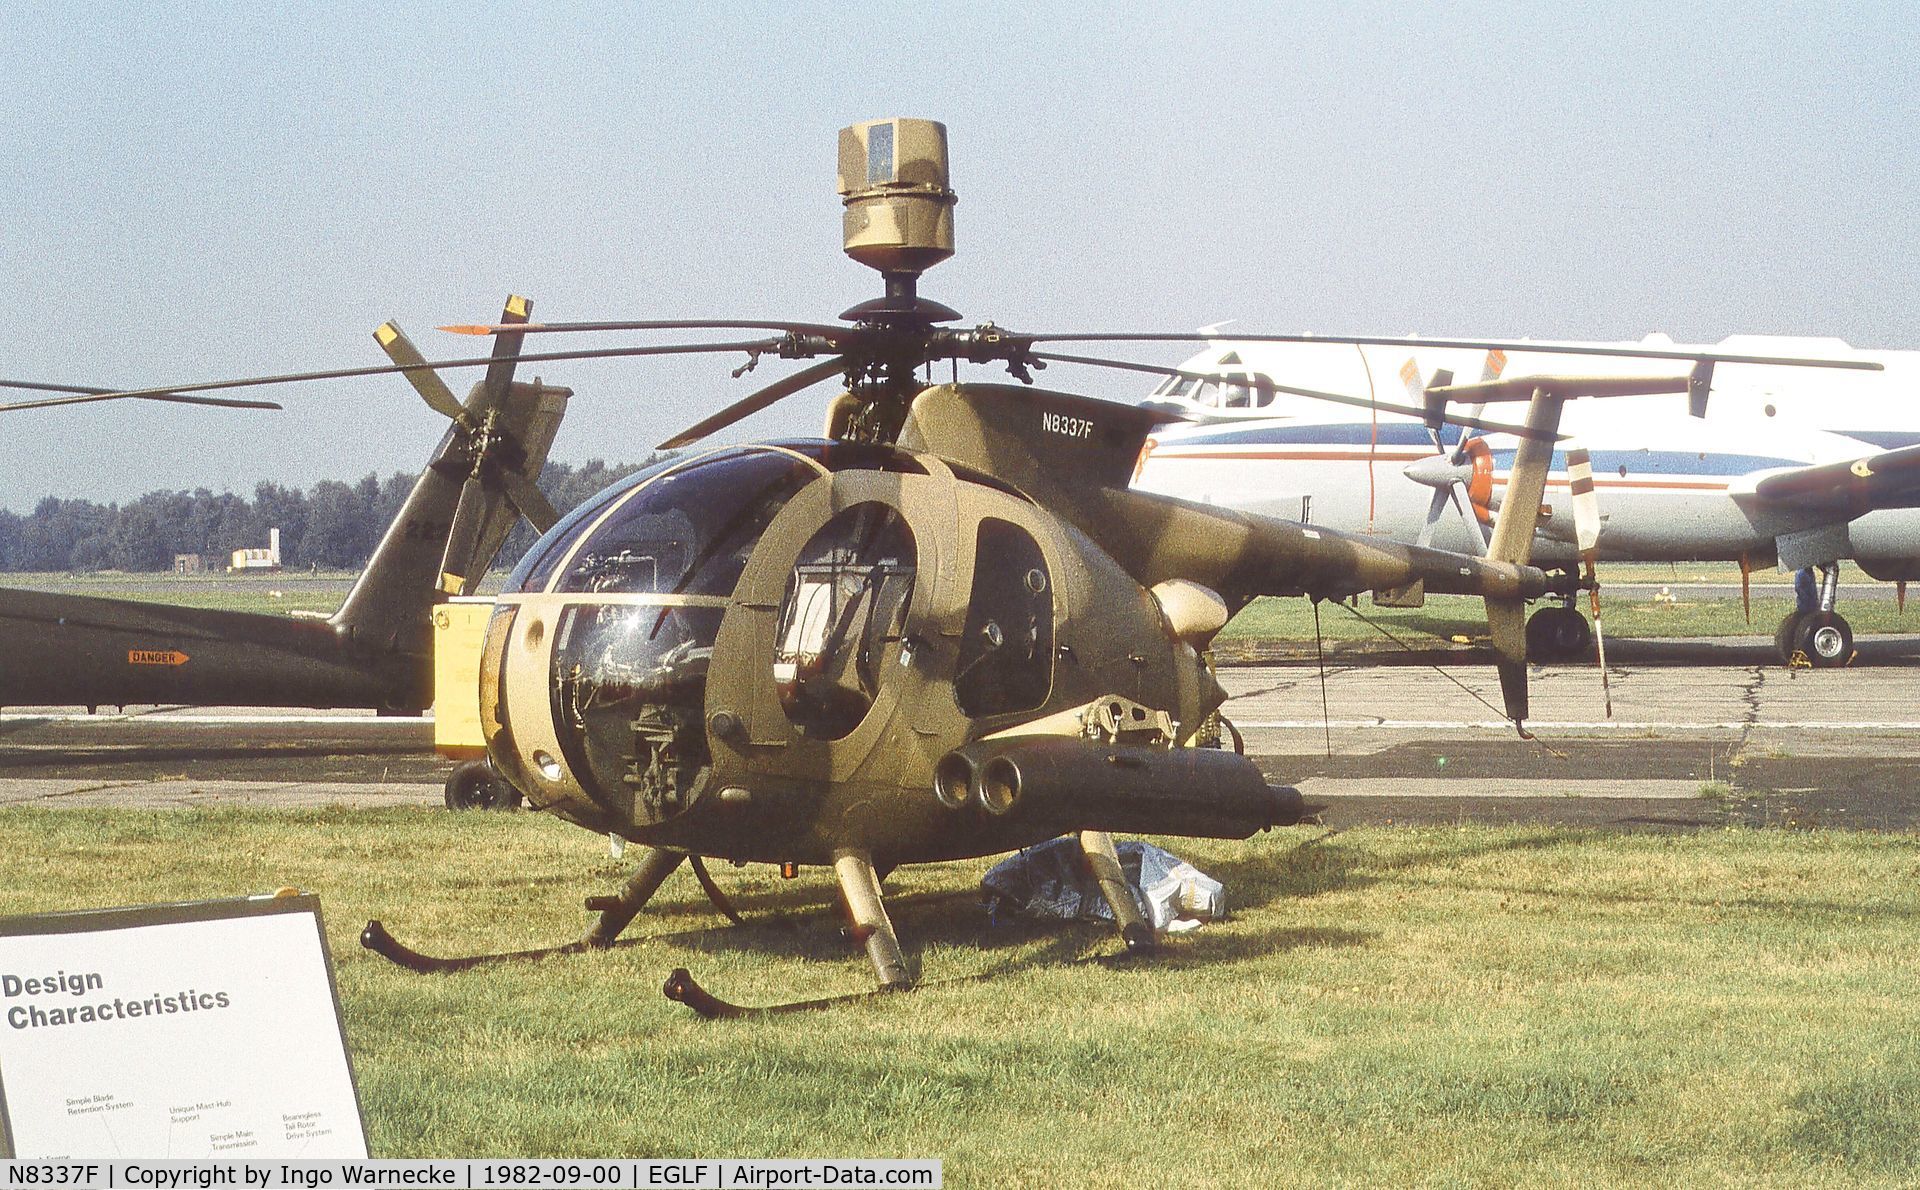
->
<box><xmin>1133</xmin><ymin>337</ymin><xmax>1916</xmax><ymax>666</ymax></box>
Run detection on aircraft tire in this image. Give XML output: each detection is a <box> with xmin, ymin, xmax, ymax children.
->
<box><xmin>1794</xmin><ymin>611</ymin><xmax>1853</xmax><ymax>668</ymax></box>
<box><xmin>1774</xmin><ymin>612</ymin><xmax>1803</xmax><ymax>663</ymax></box>
<box><xmin>1525</xmin><ymin>606</ymin><xmax>1593</xmax><ymax>663</ymax></box>
<box><xmin>444</xmin><ymin>758</ymin><xmax>524</xmax><ymax>811</ymax></box>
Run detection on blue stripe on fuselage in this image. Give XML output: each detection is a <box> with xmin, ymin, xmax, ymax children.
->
<box><xmin>1153</xmin><ymin>422</ymin><xmax>1806</xmax><ymax>476</ymax></box>
<box><xmin>1164</xmin><ymin>422</ymin><xmax>1444</xmax><ymax>448</ymax></box>
<box><xmin>1486</xmin><ymin>449</ymin><xmax>1803</xmax><ymax>476</ymax></box>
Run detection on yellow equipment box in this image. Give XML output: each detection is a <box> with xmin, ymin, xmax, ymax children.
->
<box><xmin>432</xmin><ymin>597</ymin><xmax>495</xmax><ymax>758</ymax></box>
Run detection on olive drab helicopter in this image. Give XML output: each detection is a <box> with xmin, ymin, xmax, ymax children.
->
<box><xmin>6</xmin><ymin>119</ymin><xmax>1873</xmax><ymax>1017</ymax></box>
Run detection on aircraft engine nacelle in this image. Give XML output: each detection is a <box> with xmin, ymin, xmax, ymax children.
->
<box><xmin>1847</xmin><ymin>509</ymin><xmax>1920</xmax><ymax>581</ymax></box>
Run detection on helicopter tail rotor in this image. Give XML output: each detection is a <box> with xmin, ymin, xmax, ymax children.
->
<box><xmin>374</xmin><ymin>295</ymin><xmax>560</xmax><ymax>596</ymax></box>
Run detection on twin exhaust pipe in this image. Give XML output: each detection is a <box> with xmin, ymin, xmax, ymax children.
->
<box><xmin>933</xmin><ymin>737</ymin><xmax>1305</xmax><ymax>839</ymax></box>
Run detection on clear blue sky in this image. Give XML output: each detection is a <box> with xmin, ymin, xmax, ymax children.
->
<box><xmin>2</xmin><ymin>1</ymin><xmax>1914</xmax><ymax>513</ymax></box>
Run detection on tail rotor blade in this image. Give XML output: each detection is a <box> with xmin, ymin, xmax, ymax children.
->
<box><xmin>374</xmin><ymin>322</ymin><xmax>466</xmax><ymax>422</ymax></box>
<box><xmin>1566</xmin><ymin>441</ymin><xmax>1602</xmax><ymax>554</ymax></box>
<box><xmin>477</xmin><ymin>295</ymin><xmax>533</xmax><ymax>413</ymax></box>
<box><xmin>438</xmin><ymin>483</ymin><xmax>489</xmax><ymax>596</ymax></box>
<box><xmin>500</xmin><ymin>468</ymin><xmax>560</xmax><ymax>534</ymax></box>
<box><xmin>659</xmin><ymin>355</ymin><xmax>849</xmax><ymax>450</ymax></box>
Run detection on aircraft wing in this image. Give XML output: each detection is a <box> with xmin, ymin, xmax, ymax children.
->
<box><xmin>1746</xmin><ymin>441</ymin><xmax>1920</xmax><ymax>517</ymax></box>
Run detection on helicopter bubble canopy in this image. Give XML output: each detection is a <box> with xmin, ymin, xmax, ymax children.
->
<box><xmin>502</xmin><ymin>441</ymin><xmax>929</xmax><ymax>828</ymax></box>
<box><xmin>508</xmin><ymin>441</ymin><xmax>925</xmax><ymax>598</ymax></box>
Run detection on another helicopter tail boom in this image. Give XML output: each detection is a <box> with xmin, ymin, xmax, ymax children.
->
<box><xmin>328</xmin><ymin>380</ymin><xmax>569</xmax><ymax>652</ymax></box>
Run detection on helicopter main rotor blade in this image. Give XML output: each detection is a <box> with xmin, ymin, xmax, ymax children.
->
<box><xmin>658</xmin><ymin>355</ymin><xmax>850</xmax><ymax>450</ymax></box>
<box><xmin>1021</xmin><ymin>333</ymin><xmax>1885</xmax><ymax>373</ymax></box>
<box><xmin>1029</xmin><ymin>351</ymin><xmax>1559</xmax><ymax>442</ymax></box>
<box><xmin>373</xmin><ymin>322</ymin><xmax>466</xmax><ymax>421</ymax></box>
<box><xmin>442</xmin><ymin>317</ymin><xmax>854</xmax><ymax>341</ymax></box>
<box><xmin>0</xmin><ymin>340</ymin><xmax>791</xmax><ymax>406</ymax></box>
<box><xmin>0</xmin><ymin>388</ymin><xmax>284</xmax><ymax>413</ymax></box>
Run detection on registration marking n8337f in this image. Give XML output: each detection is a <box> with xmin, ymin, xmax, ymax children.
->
<box><xmin>1041</xmin><ymin>411</ymin><xmax>1094</xmax><ymax>438</ymax></box>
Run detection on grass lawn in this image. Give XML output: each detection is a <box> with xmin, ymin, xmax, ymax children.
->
<box><xmin>2</xmin><ymin>808</ymin><xmax>1916</xmax><ymax>1184</ymax></box>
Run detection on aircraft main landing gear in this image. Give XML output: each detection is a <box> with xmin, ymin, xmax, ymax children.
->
<box><xmin>1525</xmin><ymin>603</ymin><xmax>1593</xmax><ymax>663</ymax></box>
<box><xmin>1776</xmin><ymin>564</ymin><xmax>1853</xmax><ymax>667</ymax></box>
<box><xmin>443</xmin><ymin>758</ymin><xmax>524</xmax><ymax>811</ymax></box>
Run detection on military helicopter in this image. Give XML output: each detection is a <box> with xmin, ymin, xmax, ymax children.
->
<box><xmin>8</xmin><ymin>120</ymin><xmax>1867</xmax><ymax>1016</ymax></box>
<box><xmin>0</xmin><ymin>299</ymin><xmax>568</xmax><ymax>728</ymax></box>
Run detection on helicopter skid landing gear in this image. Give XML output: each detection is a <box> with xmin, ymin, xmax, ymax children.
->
<box><xmin>662</xmin><ymin>848</ymin><xmax>914</xmax><ymax>1019</ymax></box>
<box><xmin>360</xmin><ymin>846</ymin><xmax>688</xmax><ymax>972</ymax></box>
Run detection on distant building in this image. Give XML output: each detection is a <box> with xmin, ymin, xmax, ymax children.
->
<box><xmin>231</xmin><ymin>528</ymin><xmax>283</xmax><ymax>572</ymax></box>
<box><xmin>173</xmin><ymin>553</ymin><xmax>204</xmax><ymax>574</ymax></box>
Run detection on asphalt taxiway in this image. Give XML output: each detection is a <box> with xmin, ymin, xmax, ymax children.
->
<box><xmin>2</xmin><ymin>643</ymin><xmax>1916</xmax><ymax>830</ymax></box>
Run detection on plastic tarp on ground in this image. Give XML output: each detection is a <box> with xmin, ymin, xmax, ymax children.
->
<box><xmin>980</xmin><ymin>837</ymin><xmax>1225</xmax><ymax>932</ymax></box>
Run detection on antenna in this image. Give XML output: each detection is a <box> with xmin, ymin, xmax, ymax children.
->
<box><xmin>837</xmin><ymin>118</ymin><xmax>957</xmax><ymax>318</ymax></box>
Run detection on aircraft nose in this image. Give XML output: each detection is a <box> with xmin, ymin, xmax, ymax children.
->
<box><xmin>1403</xmin><ymin>453</ymin><xmax>1472</xmax><ymax>489</ymax></box>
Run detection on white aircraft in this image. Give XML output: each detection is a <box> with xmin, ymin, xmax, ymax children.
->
<box><xmin>1129</xmin><ymin>335</ymin><xmax>1920</xmax><ymax>667</ymax></box>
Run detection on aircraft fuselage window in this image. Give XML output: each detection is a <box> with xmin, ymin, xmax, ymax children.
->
<box><xmin>773</xmin><ymin>503</ymin><xmax>918</xmax><ymax>741</ymax></box>
<box><xmin>956</xmin><ymin>518</ymin><xmax>1053</xmax><ymax>717</ymax></box>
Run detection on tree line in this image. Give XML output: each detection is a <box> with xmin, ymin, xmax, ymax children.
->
<box><xmin>0</xmin><ymin>458</ymin><xmax>654</xmax><ymax>573</ymax></box>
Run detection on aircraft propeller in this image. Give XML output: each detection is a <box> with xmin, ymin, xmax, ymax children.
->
<box><xmin>1401</xmin><ymin>350</ymin><xmax>1510</xmax><ymax>552</ymax></box>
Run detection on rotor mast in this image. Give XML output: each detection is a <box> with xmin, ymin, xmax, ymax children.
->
<box><xmin>834</xmin><ymin>117</ymin><xmax>959</xmax><ymax>442</ymax></box>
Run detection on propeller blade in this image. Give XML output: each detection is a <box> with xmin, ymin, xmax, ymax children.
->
<box><xmin>1480</xmin><ymin>348</ymin><xmax>1507</xmax><ymax>382</ymax></box>
<box><xmin>0</xmin><ymin>387</ymin><xmax>282</xmax><ymax>413</ymax></box>
<box><xmin>1414</xmin><ymin>485</ymin><xmax>1450</xmax><ymax>549</ymax></box>
<box><xmin>373</xmin><ymin>322</ymin><xmax>465</xmax><ymax>421</ymax></box>
<box><xmin>500</xmin><ymin>467</ymin><xmax>560</xmax><ymax>534</ymax></box>
<box><xmin>658</xmin><ymin>355</ymin><xmax>849</xmax><ymax>450</ymax></box>
<box><xmin>1448</xmin><ymin>403</ymin><xmax>1486</xmax><ymax>464</ymax></box>
<box><xmin>479</xmin><ymin>295</ymin><xmax>532</xmax><ymax>414</ymax></box>
<box><xmin>438</xmin><ymin>483</ymin><xmax>490</xmax><ymax>596</ymax></box>
<box><xmin>1029</xmin><ymin>350</ymin><xmax>1560</xmax><ymax>442</ymax></box>
<box><xmin>0</xmin><ymin>340</ymin><xmax>788</xmax><ymax>406</ymax></box>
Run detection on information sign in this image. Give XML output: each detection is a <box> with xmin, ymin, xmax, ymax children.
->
<box><xmin>0</xmin><ymin>894</ymin><xmax>367</xmax><ymax>1159</ymax></box>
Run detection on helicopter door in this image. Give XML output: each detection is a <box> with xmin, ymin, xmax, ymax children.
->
<box><xmin>707</xmin><ymin>468</ymin><xmax>951</xmax><ymax>779</ymax></box>
<box><xmin>955</xmin><ymin>517</ymin><xmax>1053</xmax><ymax>717</ymax></box>
<box><xmin>770</xmin><ymin>503</ymin><xmax>917</xmax><ymax>741</ymax></box>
